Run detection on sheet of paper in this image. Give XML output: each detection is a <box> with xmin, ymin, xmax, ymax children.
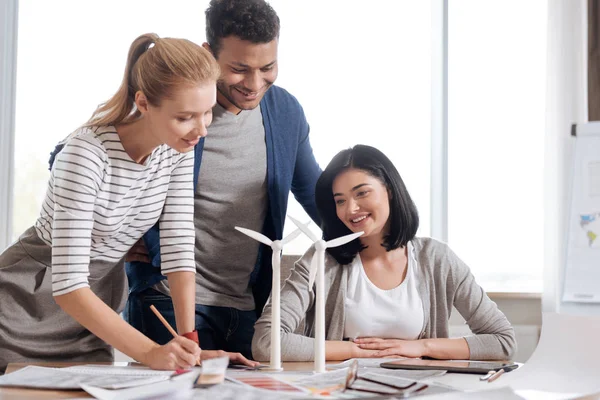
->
<box><xmin>514</xmin><ymin>390</ymin><xmax>583</xmax><ymax>400</ymax></box>
<box><xmin>291</xmin><ymin>368</ymin><xmax>349</xmax><ymax>387</ymax></box>
<box><xmin>362</xmin><ymin>367</ymin><xmax>447</xmax><ymax>381</ymax></box>
<box><xmin>588</xmin><ymin>161</ymin><xmax>600</xmax><ymax>197</ymax></box>
<box><xmin>327</xmin><ymin>357</ymin><xmax>405</xmax><ymax>369</ymax></box>
<box><xmin>0</xmin><ymin>365</ymin><xmax>173</xmax><ymax>390</ymax></box>
<box><xmin>225</xmin><ymin>372</ymin><xmax>309</xmax><ymax>394</ymax></box>
<box><xmin>411</xmin><ymin>386</ymin><xmax>526</xmax><ymax>399</ymax></box>
<box><xmin>499</xmin><ymin>313</ymin><xmax>600</xmax><ymax>396</ymax></box>
<box><xmin>191</xmin><ymin>382</ymin><xmax>307</xmax><ymax>399</ymax></box>
<box><xmin>81</xmin><ymin>372</ymin><xmax>197</xmax><ymax>400</ymax></box>
<box><xmin>423</xmin><ymin>388</ymin><xmax>588</xmax><ymax>400</ymax></box>
<box><xmin>240</xmin><ymin>368</ymin><xmax>390</xmax><ymax>398</ymax></box>
<box><xmin>290</xmin><ymin>366</ymin><xmax>444</xmax><ymax>388</ymax></box>
<box><xmin>288</xmin><ymin>366</ymin><xmax>451</xmax><ymax>398</ymax></box>
<box><xmin>63</xmin><ymin>364</ymin><xmax>175</xmax><ymax>376</ymax></box>
<box><xmin>562</xmin><ymin>135</ymin><xmax>600</xmax><ymax>302</ymax></box>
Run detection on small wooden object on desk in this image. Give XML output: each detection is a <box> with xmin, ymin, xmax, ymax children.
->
<box><xmin>483</xmin><ymin>363</ymin><xmax>519</xmax><ymax>383</ymax></box>
<box><xmin>486</xmin><ymin>368</ymin><xmax>505</xmax><ymax>383</ymax></box>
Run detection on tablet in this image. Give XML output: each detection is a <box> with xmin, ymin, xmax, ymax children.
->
<box><xmin>380</xmin><ymin>359</ymin><xmax>516</xmax><ymax>375</ymax></box>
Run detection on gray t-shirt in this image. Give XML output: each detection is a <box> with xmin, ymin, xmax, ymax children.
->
<box><xmin>154</xmin><ymin>103</ymin><xmax>268</xmax><ymax>310</ymax></box>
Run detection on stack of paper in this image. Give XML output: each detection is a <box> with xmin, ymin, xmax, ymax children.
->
<box><xmin>0</xmin><ymin>365</ymin><xmax>175</xmax><ymax>390</ymax></box>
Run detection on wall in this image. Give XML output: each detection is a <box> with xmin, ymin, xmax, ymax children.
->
<box><xmin>449</xmin><ymin>296</ymin><xmax>541</xmax><ymax>363</ymax></box>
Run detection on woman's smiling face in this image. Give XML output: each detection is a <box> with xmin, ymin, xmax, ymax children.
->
<box><xmin>332</xmin><ymin>168</ymin><xmax>391</xmax><ymax>239</ymax></box>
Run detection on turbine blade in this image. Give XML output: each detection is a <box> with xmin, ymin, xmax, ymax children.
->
<box><xmin>281</xmin><ymin>228</ymin><xmax>302</xmax><ymax>245</ymax></box>
<box><xmin>288</xmin><ymin>215</ymin><xmax>318</xmax><ymax>242</ymax></box>
<box><xmin>326</xmin><ymin>231</ymin><xmax>364</xmax><ymax>248</ymax></box>
<box><xmin>234</xmin><ymin>227</ymin><xmax>272</xmax><ymax>246</ymax></box>
<box><xmin>308</xmin><ymin>253</ymin><xmax>318</xmax><ymax>288</ymax></box>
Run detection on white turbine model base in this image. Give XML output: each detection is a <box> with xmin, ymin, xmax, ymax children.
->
<box><xmin>313</xmin><ymin>239</ymin><xmax>327</xmax><ymax>373</ymax></box>
<box><xmin>265</xmin><ymin>240</ymin><xmax>284</xmax><ymax>372</ymax></box>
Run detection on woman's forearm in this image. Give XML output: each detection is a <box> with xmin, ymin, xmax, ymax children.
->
<box><xmin>422</xmin><ymin>338</ymin><xmax>470</xmax><ymax>359</ymax></box>
<box><xmin>167</xmin><ymin>271</ymin><xmax>196</xmax><ymax>334</ymax></box>
<box><xmin>326</xmin><ymin>340</ymin><xmax>379</xmax><ymax>360</ymax></box>
<box><xmin>326</xmin><ymin>340</ymin><xmax>354</xmax><ymax>360</ymax></box>
<box><xmin>54</xmin><ymin>288</ymin><xmax>158</xmax><ymax>363</ymax></box>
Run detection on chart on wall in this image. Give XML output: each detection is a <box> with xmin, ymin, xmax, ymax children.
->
<box><xmin>579</xmin><ymin>211</ymin><xmax>600</xmax><ymax>248</ymax></box>
<box><xmin>563</xmin><ymin>123</ymin><xmax>600</xmax><ymax>303</ymax></box>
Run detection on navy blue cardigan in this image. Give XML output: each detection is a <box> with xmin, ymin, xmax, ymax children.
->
<box><xmin>126</xmin><ymin>85</ymin><xmax>322</xmax><ymax>316</ymax></box>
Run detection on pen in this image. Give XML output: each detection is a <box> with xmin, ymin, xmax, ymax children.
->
<box><xmin>170</xmin><ymin>369</ymin><xmax>193</xmax><ymax>380</ymax></box>
<box><xmin>487</xmin><ymin>364</ymin><xmax>519</xmax><ymax>383</ymax></box>
<box><xmin>486</xmin><ymin>369</ymin><xmax>505</xmax><ymax>383</ymax></box>
<box><xmin>149</xmin><ymin>304</ymin><xmax>201</xmax><ymax>366</ymax></box>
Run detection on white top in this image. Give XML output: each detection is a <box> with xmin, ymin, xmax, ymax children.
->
<box><xmin>344</xmin><ymin>241</ymin><xmax>424</xmax><ymax>340</ymax></box>
<box><xmin>35</xmin><ymin>126</ymin><xmax>196</xmax><ymax>296</ymax></box>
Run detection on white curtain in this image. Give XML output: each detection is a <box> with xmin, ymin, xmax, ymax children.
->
<box><xmin>544</xmin><ymin>0</ymin><xmax>587</xmax><ymax>313</ymax></box>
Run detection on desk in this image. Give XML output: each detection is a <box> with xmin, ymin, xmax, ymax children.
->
<box><xmin>0</xmin><ymin>362</ymin><xmax>318</xmax><ymax>400</ymax></box>
<box><xmin>0</xmin><ymin>361</ymin><xmax>515</xmax><ymax>400</ymax></box>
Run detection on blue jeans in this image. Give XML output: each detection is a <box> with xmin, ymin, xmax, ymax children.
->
<box><xmin>124</xmin><ymin>288</ymin><xmax>256</xmax><ymax>360</ymax></box>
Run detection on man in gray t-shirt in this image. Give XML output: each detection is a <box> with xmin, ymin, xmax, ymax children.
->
<box><xmin>125</xmin><ymin>0</ymin><xmax>321</xmax><ymax>360</ymax></box>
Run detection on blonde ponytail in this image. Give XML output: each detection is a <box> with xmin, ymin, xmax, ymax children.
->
<box><xmin>86</xmin><ymin>33</ymin><xmax>219</xmax><ymax>127</ymax></box>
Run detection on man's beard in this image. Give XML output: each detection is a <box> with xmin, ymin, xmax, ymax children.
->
<box><xmin>216</xmin><ymin>81</ymin><xmax>272</xmax><ymax>111</ymax></box>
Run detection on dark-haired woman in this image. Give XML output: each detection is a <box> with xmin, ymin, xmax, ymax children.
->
<box><xmin>252</xmin><ymin>145</ymin><xmax>516</xmax><ymax>362</ymax></box>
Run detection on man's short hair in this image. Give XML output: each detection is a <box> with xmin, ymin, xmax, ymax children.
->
<box><xmin>205</xmin><ymin>0</ymin><xmax>280</xmax><ymax>56</ymax></box>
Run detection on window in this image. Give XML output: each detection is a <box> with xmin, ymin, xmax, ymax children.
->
<box><xmin>272</xmin><ymin>0</ymin><xmax>432</xmax><ymax>253</ymax></box>
<box><xmin>447</xmin><ymin>0</ymin><xmax>547</xmax><ymax>292</ymax></box>
<box><xmin>13</xmin><ymin>0</ymin><xmax>432</xmax><ymax>256</ymax></box>
<box><xmin>9</xmin><ymin>0</ymin><xmax>544</xmax><ymax>291</ymax></box>
<box><xmin>12</xmin><ymin>0</ymin><xmax>209</xmax><ymax>239</ymax></box>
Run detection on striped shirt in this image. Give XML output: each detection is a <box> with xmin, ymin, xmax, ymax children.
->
<box><xmin>34</xmin><ymin>126</ymin><xmax>196</xmax><ymax>296</ymax></box>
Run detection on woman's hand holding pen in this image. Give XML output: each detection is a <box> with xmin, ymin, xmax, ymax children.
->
<box><xmin>143</xmin><ymin>337</ymin><xmax>201</xmax><ymax>370</ymax></box>
<box><xmin>147</xmin><ymin>305</ymin><xmax>259</xmax><ymax>369</ymax></box>
<box><xmin>142</xmin><ymin>339</ymin><xmax>258</xmax><ymax>370</ymax></box>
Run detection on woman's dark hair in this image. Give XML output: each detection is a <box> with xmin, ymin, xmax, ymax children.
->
<box><xmin>316</xmin><ymin>145</ymin><xmax>419</xmax><ymax>265</ymax></box>
<box><xmin>205</xmin><ymin>0</ymin><xmax>280</xmax><ymax>56</ymax></box>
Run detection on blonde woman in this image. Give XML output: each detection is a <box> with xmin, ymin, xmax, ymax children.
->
<box><xmin>0</xmin><ymin>33</ymin><xmax>255</xmax><ymax>372</ymax></box>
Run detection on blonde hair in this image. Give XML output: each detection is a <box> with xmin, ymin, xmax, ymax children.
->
<box><xmin>86</xmin><ymin>33</ymin><xmax>220</xmax><ymax>127</ymax></box>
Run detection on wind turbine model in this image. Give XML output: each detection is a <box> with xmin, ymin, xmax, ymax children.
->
<box><xmin>234</xmin><ymin>225</ymin><xmax>303</xmax><ymax>371</ymax></box>
<box><xmin>288</xmin><ymin>216</ymin><xmax>363</xmax><ymax>373</ymax></box>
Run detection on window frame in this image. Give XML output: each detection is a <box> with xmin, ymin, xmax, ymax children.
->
<box><xmin>430</xmin><ymin>0</ymin><xmax>449</xmax><ymax>242</ymax></box>
<box><xmin>0</xmin><ymin>0</ymin><xmax>18</xmax><ymax>251</ymax></box>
